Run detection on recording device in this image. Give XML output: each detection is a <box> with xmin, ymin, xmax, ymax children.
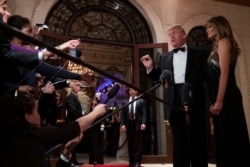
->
<box><xmin>99</xmin><ymin>84</ymin><xmax>120</xmax><ymax>132</ymax></box>
<box><xmin>36</xmin><ymin>24</ymin><xmax>48</xmax><ymax>30</ymax></box>
<box><xmin>69</xmin><ymin>49</ymin><xmax>82</xmax><ymax>58</ymax></box>
<box><xmin>181</xmin><ymin>82</ymin><xmax>193</xmax><ymax>124</ymax></box>
<box><xmin>160</xmin><ymin>70</ymin><xmax>173</xmax><ymax>89</ymax></box>
<box><xmin>104</xmin><ymin>84</ymin><xmax>120</xmax><ymax>103</ymax></box>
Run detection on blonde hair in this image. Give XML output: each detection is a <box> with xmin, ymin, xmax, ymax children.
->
<box><xmin>167</xmin><ymin>24</ymin><xmax>186</xmax><ymax>35</ymax></box>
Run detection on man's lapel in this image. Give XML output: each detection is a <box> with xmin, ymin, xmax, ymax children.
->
<box><xmin>185</xmin><ymin>47</ymin><xmax>194</xmax><ymax>78</ymax></box>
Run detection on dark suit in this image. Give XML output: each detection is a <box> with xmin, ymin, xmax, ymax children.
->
<box><xmin>121</xmin><ymin>97</ymin><xmax>147</xmax><ymax>165</ymax></box>
<box><xmin>0</xmin><ymin>38</ymin><xmax>41</xmax><ymax>96</ymax></box>
<box><xmin>66</xmin><ymin>92</ymin><xmax>83</xmax><ymax>122</ymax></box>
<box><xmin>1</xmin><ymin>121</ymin><xmax>80</xmax><ymax>167</ymax></box>
<box><xmin>148</xmin><ymin>46</ymin><xmax>208</xmax><ymax>167</ymax></box>
<box><xmin>65</xmin><ymin>92</ymin><xmax>83</xmax><ymax>163</ymax></box>
<box><xmin>0</xmin><ymin>14</ymin><xmax>43</xmax><ymax>131</ymax></box>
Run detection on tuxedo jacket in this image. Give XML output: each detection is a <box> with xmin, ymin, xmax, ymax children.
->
<box><xmin>148</xmin><ymin>46</ymin><xmax>208</xmax><ymax>120</ymax></box>
<box><xmin>121</xmin><ymin>98</ymin><xmax>147</xmax><ymax>131</ymax></box>
<box><xmin>66</xmin><ymin>92</ymin><xmax>83</xmax><ymax>122</ymax></box>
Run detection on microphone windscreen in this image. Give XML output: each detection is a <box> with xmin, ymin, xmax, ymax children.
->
<box><xmin>160</xmin><ymin>70</ymin><xmax>173</xmax><ymax>84</ymax></box>
<box><xmin>75</xmin><ymin>49</ymin><xmax>82</xmax><ymax>58</ymax></box>
<box><xmin>105</xmin><ymin>84</ymin><xmax>120</xmax><ymax>103</ymax></box>
<box><xmin>181</xmin><ymin>82</ymin><xmax>193</xmax><ymax>105</ymax></box>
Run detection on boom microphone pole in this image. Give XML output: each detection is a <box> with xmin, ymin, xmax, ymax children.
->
<box><xmin>88</xmin><ymin>78</ymin><xmax>183</xmax><ymax>130</ymax></box>
<box><xmin>43</xmin><ymin>73</ymin><xmax>184</xmax><ymax>157</ymax></box>
<box><xmin>0</xmin><ymin>22</ymin><xmax>173</xmax><ymax>109</ymax></box>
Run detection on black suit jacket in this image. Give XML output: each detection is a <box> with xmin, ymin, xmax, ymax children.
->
<box><xmin>0</xmin><ymin>14</ymin><xmax>41</xmax><ymax>96</ymax></box>
<box><xmin>121</xmin><ymin>97</ymin><xmax>147</xmax><ymax>131</ymax></box>
<box><xmin>148</xmin><ymin>47</ymin><xmax>208</xmax><ymax>120</ymax></box>
<box><xmin>1</xmin><ymin>121</ymin><xmax>80</xmax><ymax>167</ymax></box>
<box><xmin>66</xmin><ymin>92</ymin><xmax>83</xmax><ymax>122</ymax></box>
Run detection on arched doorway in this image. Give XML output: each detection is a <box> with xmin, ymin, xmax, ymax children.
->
<box><xmin>42</xmin><ymin>0</ymin><xmax>164</xmax><ymax>159</ymax></box>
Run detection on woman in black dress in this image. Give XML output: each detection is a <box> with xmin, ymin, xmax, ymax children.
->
<box><xmin>206</xmin><ymin>16</ymin><xmax>250</xmax><ymax>167</ymax></box>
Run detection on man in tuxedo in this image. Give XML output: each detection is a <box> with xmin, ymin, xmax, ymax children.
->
<box><xmin>121</xmin><ymin>88</ymin><xmax>147</xmax><ymax>167</ymax></box>
<box><xmin>140</xmin><ymin>24</ymin><xmax>208</xmax><ymax>167</ymax></box>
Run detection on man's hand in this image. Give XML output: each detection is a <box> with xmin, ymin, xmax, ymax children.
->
<box><xmin>18</xmin><ymin>85</ymin><xmax>35</xmax><ymax>94</ymax></box>
<box><xmin>57</xmin><ymin>38</ymin><xmax>81</xmax><ymax>51</ymax></box>
<box><xmin>64</xmin><ymin>134</ymin><xmax>83</xmax><ymax>153</ymax></box>
<box><xmin>62</xmin><ymin>134</ymin><xmax>83</xmax><ymax>160</ymax></box>
<box><xmin>92</xmin><ymin>104</ymin><xmax>107</xmax><ymax>118</ymax></box>
<box><xmin>140</xmin><ymin>54</ymin><xmax>153</xmax><ymax>71</ymax></box>
<box><xmin>41</xmin><ymin>49</ymin><xmax>59</xmax><ymax>61</ymax></box>
<box><xmin>141</xmin><ymin>124</ymin><xmax>146</xmax><ymax>130</ymax></box>
<box><xmin>41</xmin><ymin>82</ymin><xmax>55</xmax><ymax>94</ymax></box>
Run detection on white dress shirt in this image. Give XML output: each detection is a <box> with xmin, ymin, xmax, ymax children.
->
<box><xmin>129</xmin><ymin>96</ymin><xmax>137</xmax><ymax>115</ymax></box>
<box><xmin>173</xmin><ymin>44</ymin><xmax>187</xmax><ymax>84</ymax></box>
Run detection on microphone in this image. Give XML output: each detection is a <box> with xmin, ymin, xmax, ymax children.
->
<box><xmin>104</xmin><ymin>84</ymin><xmax>120</xmax><ymax>104</ymax></box>
<box><xmin>69</xmin><ymin>49</ymin><xmax>82</xmax><ymax>58</ymax></box>
<box><xmin>160</xmin><ymin>70</ymin><xmax>173</xmax><ymax>89</ymax></box>
<box><xmin>181</xmin><ymin>82</ymin><xmax>193</xmax><ymax>124</ymax></box>
<box><xmin>99</xmin><ymin>84</ymin><xmax>120</xmax><ymax>132</ymax></box>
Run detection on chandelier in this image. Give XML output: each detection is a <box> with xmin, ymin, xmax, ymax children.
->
<box><xmin>67</xmin><ymin>61</ymin><xmax>93</xmax><ymax>74</ymax></box>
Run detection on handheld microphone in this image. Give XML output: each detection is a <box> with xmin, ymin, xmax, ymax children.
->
<box><xmin>181</xmin><ymin>82</ymin><xmax>193</xmax><ymax>124</ymax></box>
<box><xmin>104</xmin><ymin>84</ymin><xmax>120</xmax><ymax>104</ymax></box>
<box><xmin>99</xmin><ymin>84</ymin><xmax>120</xmax><ymax>132</ymax></box>
<box><xmin>160</xmin><ymin>70</ymin><xmax>173</xmax><ymax>89</ymax></box>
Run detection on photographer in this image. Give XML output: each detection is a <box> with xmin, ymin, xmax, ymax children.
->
<box><xmin>36</xmin><ymin>74</ymin><xmax>75</xmax><ymax>125</ymax></box>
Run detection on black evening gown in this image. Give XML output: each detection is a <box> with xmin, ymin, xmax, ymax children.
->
<box><xmin>207</xmin><ymin>50</ymin><xmax>250</xmax><ymax>167</ymax></box>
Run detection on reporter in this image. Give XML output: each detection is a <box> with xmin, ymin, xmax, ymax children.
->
<box><xmin>1</xmin><ymin>92</ymin><xmax>106</xmax><ymax>167</ymax></box>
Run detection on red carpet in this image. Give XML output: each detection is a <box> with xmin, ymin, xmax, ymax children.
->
<box><xmin>81</xmin><ymin>164</ymin><xmax>144</xmax><ymax>167</ymax></box>
<box><xmin>81</xmin><ymin>164</ymin><xmax>128</xmax><ymax>167</ymax></box>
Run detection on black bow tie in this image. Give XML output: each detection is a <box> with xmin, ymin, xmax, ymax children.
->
<box><xmin>173</xmin><ymin>47</ymin><xmax>186</xmax><ymax>53</ymax></box>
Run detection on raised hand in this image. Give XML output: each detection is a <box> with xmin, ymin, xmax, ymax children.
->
<box><xmin>57</xmin><ymin>38</ymin><xmax>81</xmax><ymax>51</ymax></box>
<box><xmin>92</xmin><ymin>104</ymin><xmax>107</xmax><ymax>118</ymax></box>
<box><xmin>140</xmin><ymin>54</ymin><xmax>153</xmax><ymax>70</ymax></box>
<box><xmin>18</xmin><ymin>85</ymin><xmax>35</xmax><ymax>94</ymax></box>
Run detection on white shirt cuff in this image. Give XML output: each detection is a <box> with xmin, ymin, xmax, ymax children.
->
<box><xmin>38</xmin><ymin>51</ymin><xmax>43</xmax><ymax>61</ymax></box>
<box><xmin>146</xmin><ymin>68</ymin><xmax>153</xmax><ymax>74</ymax></box>
<box><xmin>60</xmin><ymin>153</ymin><xmax>70</xmax><ymax>163</ymax></box>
